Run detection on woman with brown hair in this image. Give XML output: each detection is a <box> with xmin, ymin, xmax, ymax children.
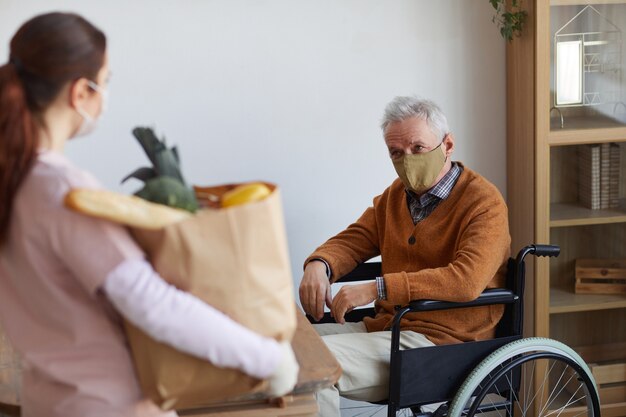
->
<box><xmin>0</xmin><ymin>12</ymin><xmax>297</xmax><ymax>417</ymax></box>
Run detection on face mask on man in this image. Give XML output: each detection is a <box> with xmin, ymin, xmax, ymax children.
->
<box><xmin>392</xmin><ymin>140</ymin><xmax>446</xmax><ymax>194</ymax></box>
<box><xmin>73</xmin><ymin>80</ymin><xmax>108</xmax><ymax>138</ymax></box>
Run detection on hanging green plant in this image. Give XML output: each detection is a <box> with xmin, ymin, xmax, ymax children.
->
<box><xmin>489</xmin><ymin>0</ymin><xmax>527</xmax><ymax>41</ymax></box>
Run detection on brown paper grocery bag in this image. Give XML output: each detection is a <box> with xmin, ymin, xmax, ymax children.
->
<box><xmin>125</xmin><ymin>183</ymin><xmax>296</xmax><ymax>410</ymax></box>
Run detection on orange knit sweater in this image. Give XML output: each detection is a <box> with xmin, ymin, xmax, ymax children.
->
<box><xmin>306</xmin><ymin>164</ymin><xmax>511</xmax><ymax>345</ymax></box>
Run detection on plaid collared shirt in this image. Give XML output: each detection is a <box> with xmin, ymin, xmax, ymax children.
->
<box><xmin>406</xmin><ymin>162</ymin><xmax>463</xmax><ymax>225</ymax></box>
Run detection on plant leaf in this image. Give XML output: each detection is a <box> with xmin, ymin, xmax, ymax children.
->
<box><xmin>154</xmin><ymin>149</ymin><xmax>185</xmax><ymax>184</ymax></box>
<box><xmin>121</xmin><ymin>167</ymin><xmax>157</xmax><ymax>184</ymax></box>
<box><xmin>132</xmin><ymin>127</ymin><xmax>165</xmax><ymax>168</ymax></box>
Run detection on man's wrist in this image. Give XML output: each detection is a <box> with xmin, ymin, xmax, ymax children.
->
<box><xmin>309</xmin><ymin>258</ymin><xmax>331</xmax><ymax>279</ymax></box>
<box><xmin>375</xmin><ymin>276</ymin><xmax>387</xmax><ymax>300</ymax></box>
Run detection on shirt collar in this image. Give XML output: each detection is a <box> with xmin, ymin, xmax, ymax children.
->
<box><xmin>429</xmin><ymin>162</ymin><xmax>461</xmax><ymax>199</ymax></box>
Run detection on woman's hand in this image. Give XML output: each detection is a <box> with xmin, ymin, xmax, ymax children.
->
<box><xmin>266</xmin><ymin>341</ymin><xmax>299</xmax><ymax>397</ymax></box>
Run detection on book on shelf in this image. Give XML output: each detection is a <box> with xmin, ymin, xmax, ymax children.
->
<box><xmin>579</xmin><ymin>144</ymin><xmax>601</xmax><ymax>210</ymax></box>
<box><xmin>579</xmin><ymin>143</ymin><xmax>622</xmax><ymax>210</ymax></box>
<box><xmin>600</xmin><ymin>143</ymin><xmax>610</xmax><ymax>209</ymax></box>
<box><xmin>610</xmin><ymin>143</ymin><xmax>621</xmax><ymax>209</ymax></box>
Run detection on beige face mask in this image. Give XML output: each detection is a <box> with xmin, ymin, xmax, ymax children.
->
<box><xmin>392</xmin><ymin>142</ymin><xmax>446</xmax><ymax>194</ymax></box>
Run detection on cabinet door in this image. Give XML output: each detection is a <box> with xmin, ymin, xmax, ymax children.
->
<box><xmin>540</xmin><ymin>2</ymin><xmax>626</xmax><ymax>412</ymax></box>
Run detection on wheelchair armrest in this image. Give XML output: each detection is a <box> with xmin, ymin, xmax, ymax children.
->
<box><xmin>407</xmin><ymin>288</ymin><xmax>518</xmax><ymax>312</ymax></box>
<box><xmin>334</xmin><ymin>262</ymin><xmax>381</xmax><ymax>283</ymax></box>
<box><xmin>390</xmin><ymin>288</ymin><xmax>519</xmax><ymax>347</ymax></box>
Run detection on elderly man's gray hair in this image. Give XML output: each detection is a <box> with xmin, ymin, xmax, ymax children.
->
<box><xmin>380</xmin><ymin>96</ymin><xmax>450</xmax><ymax>140</ymax></box>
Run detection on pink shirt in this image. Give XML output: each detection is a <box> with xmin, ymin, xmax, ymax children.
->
<box><xmin>0</xmin><ymin>150</ymin><xmax>175</xmax><ymax>417</ymax></box>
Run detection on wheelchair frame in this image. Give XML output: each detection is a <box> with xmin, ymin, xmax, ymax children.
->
<box><xmin>309</xmin><ymin>245</ymin><xmax>601</xmax><ymax>417</ymax></box>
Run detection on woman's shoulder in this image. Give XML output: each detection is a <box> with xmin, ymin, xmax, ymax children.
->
<box><xmin>18</xmin><ymin>151</ymin><xmax>102</xmax><ymax>211</ymax></box>
<box><xmin>31</xmin><ymin>151</ymin><xmax>100</xmax><ymax>191</ymax></box>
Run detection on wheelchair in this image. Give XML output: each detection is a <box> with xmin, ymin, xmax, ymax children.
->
<box><xmin>308</xmin><ymin>245</ymin><xmax>601</xmax><ymax>417</ymax></box>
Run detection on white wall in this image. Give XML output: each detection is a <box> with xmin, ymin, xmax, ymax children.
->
<box><xmin>0</xmin><ymin>0</ymin><xmax>506</xmax><ymax>290</ymax></box>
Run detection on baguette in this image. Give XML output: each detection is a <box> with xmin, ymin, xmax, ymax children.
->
<box><xmin>65</xmin><ymin>189</ymin><xmax>192</xmax><ymax>230</ymax></box>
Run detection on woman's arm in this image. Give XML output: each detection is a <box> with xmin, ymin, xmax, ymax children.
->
<box><xmin>103</xmin><ymin>258</ymin><xmax>297</xmax><ymax>394</ymax></box>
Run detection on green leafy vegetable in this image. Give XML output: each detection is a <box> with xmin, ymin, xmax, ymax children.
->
<box><xmin>122</xmin><ymin>127</ymin><xmax>198</xmax><ymax>212</ymax></box>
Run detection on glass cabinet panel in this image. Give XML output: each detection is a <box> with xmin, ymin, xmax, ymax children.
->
<box><xmin>550</xmin><ymin>2</ymin><xmax>626</xmax><ymax>130</ymax></box>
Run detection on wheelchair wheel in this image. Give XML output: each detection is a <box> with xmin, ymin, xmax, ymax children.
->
<box><xmin>448</xmin><ymin>337</ymin><xmax>600</xmax><ymax>417</ymax></box>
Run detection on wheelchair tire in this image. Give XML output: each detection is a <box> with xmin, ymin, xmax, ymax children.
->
<box><xmin>447</xmin><ymin>337</ymin><xmax>600</xmax><ymax>417</ymax></box>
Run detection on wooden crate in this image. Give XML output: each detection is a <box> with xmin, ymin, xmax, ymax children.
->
<box><xmin>588</xmin><ymin>361</ymin><xmax>626</xmax><ymax>404</ymax></box>
<box><xmin>575</xmin><ymin>259</ymin><xmax>626</xmax><ymax>294</ymax></box>
<box><xmin>565</xmin><ymin>369</ymin><xmax>626</xmax><ymax>405</ymax></box>
<box><xmin>568</xmin><ymin>342</ymin><xmax>626</xmax><ymax>405</ymax></box>
<box><xmin>590</xmin><ymin>361</ymin><xmax>626</xmax><ymax>385</ymax></box>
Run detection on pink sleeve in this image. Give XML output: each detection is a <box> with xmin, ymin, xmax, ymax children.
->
<box><xmin>46</xmin><ymin>174</ymin><xmax>144</xmax><ymax>295</ymax></box>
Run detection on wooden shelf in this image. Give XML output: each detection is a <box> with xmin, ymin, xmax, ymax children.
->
<box><xmin>549</xmin><ymin>127</ymin><xmax>626</xmax><ymax>146</ymax></box>
<box><xmin>575</xmin><ymin>341</ymin><xmax>626</xmax><ymax>363</ymax></box>
<box><xmin>597</xmin><ymin>402</ymin><xmax>626</xmax><ymax>417</ymax></box>
<box><xmin>550</xmin><ymin>287</ymin><xmax>626</xmax><ymax>314</ymax></box>
<box><xmin>550</xmin><ymin>202</ymin><xmax>626</xmax><ymax>227</ymax></box>
<box><xmin>549</xmin><ymin>122</ymin><xmax>626</xmax><ymax>146</ymax></box>
<box><xmin>549</xmin><ymin>402</ymin><xmax>626</xmax><ymax>417</ymax></box>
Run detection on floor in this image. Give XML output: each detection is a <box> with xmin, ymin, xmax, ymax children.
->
<box><xmin>340</xmin><ymin>398</ymin><xmax>388</xmax><ymax>417</ymax></box>
<box><xmin>340</xmin><ymin>398</ymin><xmax>418</xmax><ymax>417</ymax></box>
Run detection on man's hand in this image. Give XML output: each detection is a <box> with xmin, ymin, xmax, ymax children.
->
<box><xmin>299</xmin><ymin>261</ymin><xmax>332</xmax><ymax>322</ymax></box>
<box><xmin>331</xmin><ymin>282</ymin><xmax>377</xmax><ymax>324</ymax></box>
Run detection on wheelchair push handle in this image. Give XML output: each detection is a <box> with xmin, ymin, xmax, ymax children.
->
<box><xmin>532</xmin><ymin>244</ymin><xmax>560</xmax><ymax>257</ymax></box>
<box><xmin>516</xmin><ymin>244</ymin><xmax>560</xmax><ymax>264</ymax></box>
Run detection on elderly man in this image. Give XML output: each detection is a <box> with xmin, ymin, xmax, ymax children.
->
<box><xmin>299</xmin><ymin>96</ymin><xmax>511</xmax><ymax>416</ymax></box>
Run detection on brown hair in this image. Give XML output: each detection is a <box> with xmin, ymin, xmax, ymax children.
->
<box><xmin>0</xmin><ymin>12</ymin><xmax>106</xmax><ymax>243</ymax></box>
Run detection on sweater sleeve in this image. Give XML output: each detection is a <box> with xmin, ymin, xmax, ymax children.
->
<box><xmin>384</xmin><ymin>194</ymin><xmax>511</xmax><ymax>305</ymax></box>
<box><xmin>304</xmin><ymin>203</ymin><xmax>381</xmax><ymax>283</ymax></box>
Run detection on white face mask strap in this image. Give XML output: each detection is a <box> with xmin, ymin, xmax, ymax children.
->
<box><xmin>76</xmin><ymin>105</ymin><xmax>94</xmax><ymax>122</ymax></box>
<box><xmin>86</xmin><ymin>80</ymin><xmax>109</xmax><ymax>112</ymax></box>
<box><xmin>73</xmin><ymin>101</ymin><xmax>99</xmax><ymax>139</ymax></box>
<box><xmin>87</xmin><ymin>80</ymin><xmax>106</xmax><ymax>95</ymax></box>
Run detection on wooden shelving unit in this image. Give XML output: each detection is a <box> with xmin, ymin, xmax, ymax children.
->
<box><xmin>508</xmin><ymin>1</ymin><xmax>626</xmax><ymax>414</ymax></box>
<box><xmin>550</xmin><ymin>286</ymin><xmax>626</xmax><ymax>313</ymax></box>
<box><xmin>550</xmin><ymin>201</ymin><xmax>626</xmax><ymax>227</ymax></box>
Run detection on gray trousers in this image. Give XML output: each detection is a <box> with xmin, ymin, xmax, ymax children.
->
<box><xmin>313</xmin><ymin>322</ymin><xmax>435</xmax><ymax>417</ymax></box>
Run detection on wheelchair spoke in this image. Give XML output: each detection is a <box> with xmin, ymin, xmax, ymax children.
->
<box><xmin>527</xmin><ymin>357</ymin><xmax>556</xmax><ymax>416</ymax></box>
<box><xmin>483</xmin><ymin>393</ymin><xmax>507</xmax><ymax>417</ymax></box>
<box><xmin>548</xmin><ymin>395</ymin><xmax>588</xmax><ymax>417</ymax></box>
<box><xmin>504</xmin><ymin>372</ymin><xmax>519</xmax><ymax>415</ymax></box>
<box><xmin>539</xmin><ymin>362</ymin><xmax>577</xmax><ymax>417</ymax></box>
<box><xmin>549</xmin><ymin>385</ymin><xmax>586</xmax><ymax>417</ymax></box>
<box><xmin>523</xmin><ymin>358</ymin><xmax>536</xmax><ymax>415</ymax></box>
<box><xmin>557</xmin><ymin>380</ymin><xmax>585</xmax><ymax>410</ymax></box>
